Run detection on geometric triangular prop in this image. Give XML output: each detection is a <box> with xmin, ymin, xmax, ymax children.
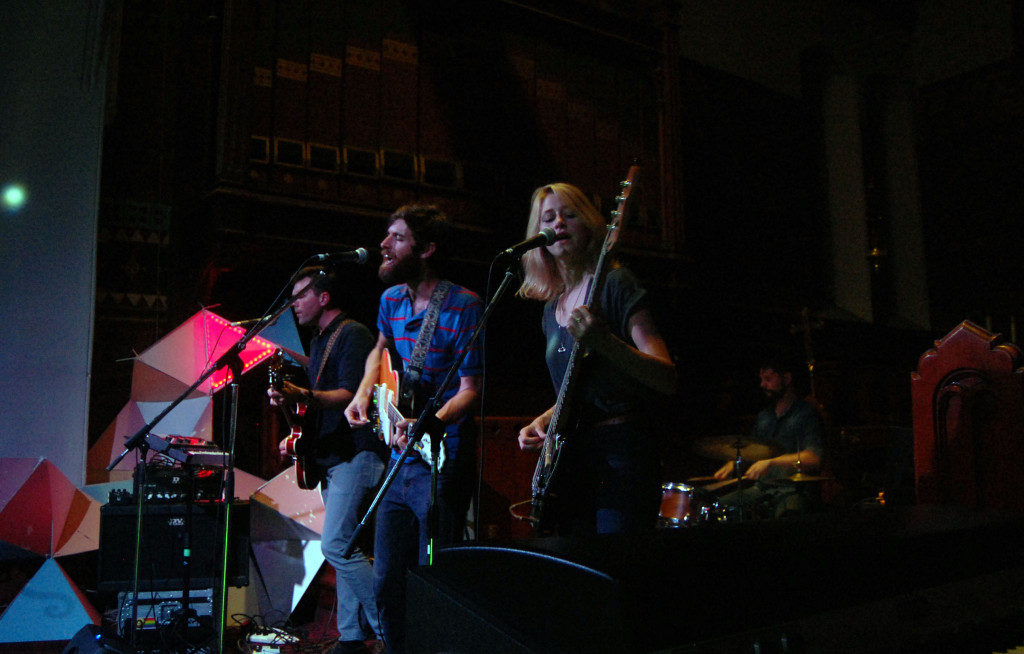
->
<box><xmin>136</xmin><ymin>308</ymin><xmax>280</xmax><ymax>394</ymax></box>
<box><xmin>0</xmin><ymin>458</ymin><xmax>101</xmax><ymax>557</ymax></box>
<box><xmin>54</xmin><ymin>489</ymin><xmax>103</xmax><ymax>557</ymax></box>
<box><xmin>80</xmin><ymin>479</ymin><xmax>134</xmax><ymax>505</ymax></box>
<box><xmin>0</xmin><ymin>458</ymin><xmax>41</xmax><ymax>513</ymax></box>
<box><xmin>246</xmin><ymin>469</ymin><xmax>326</xmax><ymax>621</ymax></box>
<box><xmin>250</xmin><ymin>469</ymin><xmax>325</xmax><ymax>542</ymax></box>
<box><xmin>231</xmin><ymin>468</ymin><xmax>267</xmax><ymax>502</ymax></box>
<box><xmin>250</xmin><ymin>539</ymin><xmax>326</xmax><ymax>621</ymax></box>
<box><xmin>86</xmin><ymin>395</ymin><xmax>213</xmax><ymax>484</ymax></box>
<box><xmin>0</xmin><ymin>558</ymin><xmax>101</xmax><ymax>643</ymax></box>
<box><xmin>256</xmin><ymin>309</ymin><xmax>305</xmax><ymax>366</ymax></box>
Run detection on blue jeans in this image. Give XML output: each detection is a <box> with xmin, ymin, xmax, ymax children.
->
<box><xmin>373</xmin><ymin>456</ymin><xmax>468</xmax><ymax>654</ymax></box>
<box><xmin>320</xmin><ymin>450</ymin><xmax>386</xmax><ymax>641</ymax></box>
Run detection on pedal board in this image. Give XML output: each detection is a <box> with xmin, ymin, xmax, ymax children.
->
<box><xmin>118</xmin><ymin>588</ymin><xmax>216</xmax><ymax>652</ymax></box>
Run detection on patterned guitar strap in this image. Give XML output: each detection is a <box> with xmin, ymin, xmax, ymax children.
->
<box><xmin>400</xmin><ymin>280</ymin><xmax>451</xmax><ymax>404</ymax></box>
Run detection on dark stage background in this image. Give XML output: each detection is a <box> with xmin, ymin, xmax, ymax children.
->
<box><xmin>87</xmin><ymin>0</ymin><xmax>1024</xmax><ymax>507</ymax></box>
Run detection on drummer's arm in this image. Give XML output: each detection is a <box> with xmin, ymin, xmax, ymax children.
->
<box><xmin>712</xmin><ymin>460</ymin><xmax>736</xmax><ymax>480</ymax></box>
<box><xmin>745</xmin><ymin>448</ymin><xmax>820</xmax><ymax>479</ymax></box>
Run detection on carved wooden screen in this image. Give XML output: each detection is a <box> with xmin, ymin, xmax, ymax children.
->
<box><xmin>911</xmin><ymin>321</ymin><xmax>1024</xmax><ymax>512</ymax></box>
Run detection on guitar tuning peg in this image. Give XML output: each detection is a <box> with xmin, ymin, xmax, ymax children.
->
<box><xmin>620</xmin><ymin>180</ymin><xmax>631</xmax><ymax>188</ymax></box>
<box><xmin>615</xmin><ymin>194</ymin><xmax>626</xmax><ymax>203</ymax></box>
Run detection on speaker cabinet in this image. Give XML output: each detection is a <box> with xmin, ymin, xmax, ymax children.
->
<box><xmin>98</xmin><ymin>501</ymin><xmax>249</xmax><ymax>591</ymax></box>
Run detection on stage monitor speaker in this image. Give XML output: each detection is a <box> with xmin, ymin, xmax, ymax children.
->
<box><xmin>407</xmin><ymin>507</ymin><xmax>1024</xmax><ymax>654</ymax></box>
<box><xmin>97</xmin><ymin>501</ymin><xmax>249</xmax><ymax>591</ymax></box>
<box><xmin>408</xmin><ymin>546</ymin><xmax>626</xmax><ymax>654</ymax></box>
<box><xmin>61</xmin><ymin>624</ymin><xmax>136</xmax><ymax>654</ymax></box>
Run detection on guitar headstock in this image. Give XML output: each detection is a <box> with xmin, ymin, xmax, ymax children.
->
<box><xmin>606</xmin><ymin>164</ymin><xmax>639</xmax><ymax>249</ymax></box>
<box><xmin>268</xmin><ymin>348</ymin><xmax>285</xmax><ymax>390</ymax></box>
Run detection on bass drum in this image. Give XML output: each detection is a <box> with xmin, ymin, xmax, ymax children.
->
<box><xmin>658</xmin><ymin>482</ymin><xmax>725</xmax><ymax>527</ymax></box>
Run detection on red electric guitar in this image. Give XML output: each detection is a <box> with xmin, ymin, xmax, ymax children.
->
<box><xmin>269</xmin><ymin>349</ymin><xmax>322</xmax><ymax>490</ymax></box>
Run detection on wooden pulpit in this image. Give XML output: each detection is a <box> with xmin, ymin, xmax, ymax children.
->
<box><xmin>911</xmin><ymin>321</ymin><xmax>1024</xmax><ymax>512</ymax></box>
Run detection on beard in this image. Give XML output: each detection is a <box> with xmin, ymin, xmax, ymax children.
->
<box><xmin>378</xmin><ymin>252</ymin><xmax>423</xmax><ymax>286</ymax></box>
<box><xmin>762</xmin><ymin>387</ymin><xmax>784</xmax><ymax>403</ymax></box>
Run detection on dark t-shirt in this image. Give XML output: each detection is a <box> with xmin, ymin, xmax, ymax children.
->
<box><xmin>308</xmin><ymin>315</ymin><xmax>384</xmax><ymax>466</ymax></box>
<box><xmin>542</xmin><ymin>267</ymin><xmax>648</xmax><ymax>422</ymax></box>
<box><xmin>749</xmin><ymin>398</ymin><xmax>825</xmax><ymax>480</ymax></box>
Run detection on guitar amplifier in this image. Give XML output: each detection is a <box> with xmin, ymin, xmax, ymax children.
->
<box><xmin>98</xmin><ymin>501</ymin><xmax>249</xmax><ymax>591</ymax></box>
<box><xmin>137</xmin><ymin>464</ymin><xmax>224</xmax><ymax>503</ymax></box>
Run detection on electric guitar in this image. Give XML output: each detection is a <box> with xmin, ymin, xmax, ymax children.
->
<box><xmin>372</xmin><ymin>348</ymin><xmax>446</xmax><ymax>470</ymax></box>
<box><xmin>268</xmin><ymin>349</ymin><xmax>322</xmax><ymax>490</ymax></box>
<box><xmin>529</xmin><ymin>165</ymin><xmax>639</xmax><ymax>534</ymax></box>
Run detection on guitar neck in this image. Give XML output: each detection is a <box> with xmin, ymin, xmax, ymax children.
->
<box><xmin>548</xmin><ymin>340</ymin><xmax>584</xmax><ymax>434</ymax></box>
<box><xmin>386</xmin><ymin>400</ymin><xmax>405</xmax><ymax>424</ymax></box>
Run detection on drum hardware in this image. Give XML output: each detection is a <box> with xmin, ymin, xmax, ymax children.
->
<box><xmin>687</xmin><ymin>476</ymin><xmax>753</xmax><ymax>493</ymax></box>
<box><xmin>658</xmin><ymin>482</ymin><xmax>726</xmax><ymax>527</ymax></box>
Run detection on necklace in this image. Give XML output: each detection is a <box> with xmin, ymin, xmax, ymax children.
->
<box><xmin>559</xmin><ymin>276</ymin><xmax>589</xmax><ymax>325</ymax></box>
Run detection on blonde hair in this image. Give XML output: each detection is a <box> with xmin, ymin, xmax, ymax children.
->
<box><xmin>516</xmin><ymin>183</ymin><xmax>610</xmax><ymax>302</ymax></box>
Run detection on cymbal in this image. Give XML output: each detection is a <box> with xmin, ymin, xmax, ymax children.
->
<box><xmin>693</xmin><ymin>435</ymin><xmax>782</xmax><ymax>462</ymax></box>
<box><xmin>765</xmin><ymin>473</ymin><xmax>833</xmax><ymax>485</ymax></box>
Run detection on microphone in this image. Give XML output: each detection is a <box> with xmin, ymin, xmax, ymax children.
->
<box><xmin>229</xmin><ymin>315</ymin><xmax>279</xmax><ymax>327</ymax></box>
<box><xmin>500</xmin><ymin>228</ymin><xmax>568</xmax><ymax>258</ymax></box>
<box><xmin>311</xmin><ymin>248</ymin><xmax>368</xmax><ymax>264</ymax></box>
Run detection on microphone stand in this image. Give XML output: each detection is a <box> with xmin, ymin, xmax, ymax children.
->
<box><xmin>107</xmin><ymin>287</ymin><xmax>299</xmax><ymax>650</ymax></box>
<box><xmin>343</xmin><ymin>265</ymin><xmax>519</xmax><ymax>560</ymax></box>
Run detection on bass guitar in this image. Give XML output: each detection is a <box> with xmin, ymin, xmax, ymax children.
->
<box><xmin>269</xmin><ymin>349</ymin><xmax>322</xmax><ymax>490</ymax></box>
<box><xmin>529</xmin><ymin>165</ymin><xmax>639</xmax><ymax>534</ymax></box>
<box><xmin>372</xmin><ymin>348</ymin><xmax>446</xmax><ymax>469</ymax></box>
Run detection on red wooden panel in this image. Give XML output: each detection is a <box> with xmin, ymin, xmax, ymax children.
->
<box><xmin>479</xmin><ymin>416</ymin><xmax>536</xmax><ymax>540</ymax></box>
<box><xmin>911</xmin><ymin>321</ymin><xmax>1024</xmax><ymax>511</ymax></box>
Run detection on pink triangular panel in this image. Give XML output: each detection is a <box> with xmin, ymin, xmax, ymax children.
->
<box><xmin>136</xmin><ymin>310</ymin><xmax>218</xmax><ymax>392</ymax></box>
<box><xmin>0</xmin><ymin>464</ymin><xmax>55</xmax><ymax>556</ymax></box>
<box><xmin>40</xmin><ymin>460</ymin><xmax>78</xmax><ymax>552</ymax></box>
<box><xmin>232</xmin><ymin>468</ymin><xmax>267</xmax><ymax>501</ymax></box>
<box><xmin>0</xmin><ymin>458</ymin><xmax>42</xmax><ymax>512</ymax></box>
<box><xmin>136</xmin><ymin>309</ymin><xmax>278</xmax><ymax>394</ymax></box>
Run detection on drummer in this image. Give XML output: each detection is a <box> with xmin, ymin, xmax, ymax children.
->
<box><xmin>711</xmin><ymin>351</ymin><xmax>825</xmax><ymax>518</ymax></box>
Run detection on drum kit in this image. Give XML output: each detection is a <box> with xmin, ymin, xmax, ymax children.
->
<box><xmin>658</xmin><ymin>434</ymin><xmax>832</xmax><ymax>527</ymax></box>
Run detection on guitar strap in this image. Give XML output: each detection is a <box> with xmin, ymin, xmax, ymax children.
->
<box><xmin>313</xmin><ymin>318</ymin><xmax>351</xmax><ymax>390</ymax></box>
<box><xmin>401</xmin><ymin>280</ymin><xmax>451</xmax><ymax>403</ymax></box>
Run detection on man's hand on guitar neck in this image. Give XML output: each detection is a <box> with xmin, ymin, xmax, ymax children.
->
<box><xmin>390</xmin><ymin>418</ymin><xmax>416</xmax><ymax>453</ymax></box>
<box><xmin>268</xmin><ymin>380</ymin><xmax>313</xmax><ymax>408</ymax></box>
